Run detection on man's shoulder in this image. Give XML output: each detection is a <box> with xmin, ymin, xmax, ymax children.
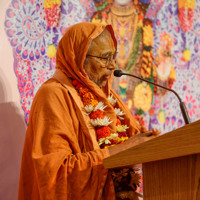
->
<box><xmin>42</xmin><ymin>78</ymin><xmax>67</xmax><ymax>89</ymax></box>
<box><xmin>36</xmin><ymin>78</ymin><xmax>69</xmax><ymax>98</ymax></box>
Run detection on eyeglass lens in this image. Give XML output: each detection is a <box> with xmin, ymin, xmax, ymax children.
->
<box><xmin>105</xmin><ymin>52</ymin><xmax>117</xmax><ymax>66</ymax></box>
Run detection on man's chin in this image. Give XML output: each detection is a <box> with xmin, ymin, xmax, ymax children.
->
<box><xmin>97</xmin><ymin>80</ymin><xmax>107</xmax><ymax>88</ymax></box>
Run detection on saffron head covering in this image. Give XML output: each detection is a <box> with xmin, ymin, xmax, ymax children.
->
<box><xmin>56</xmin><ymin>22</ymin><xmax>117</xmax><ymax>94</ymax></box>
<box><xmin>56</xmin><ymin>22</ymin><xmax>140</xmax><ymax>135</ymax></box>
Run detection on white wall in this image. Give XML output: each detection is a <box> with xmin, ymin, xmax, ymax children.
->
<box><xmin>0</xmin><ymin>0</ymin><xmax>26</xmax><ymax>199</ymax></box>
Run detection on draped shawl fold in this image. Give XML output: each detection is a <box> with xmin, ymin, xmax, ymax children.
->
<box><xmin>18</xmin><ymin>22</ymin><xmax>141</xmax><ymax>200</ymax></box>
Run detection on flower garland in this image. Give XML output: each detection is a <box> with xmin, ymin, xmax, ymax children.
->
<box><xmin>72</xmin><ymin>80</ymin><xmax>129</xmax><ymax>148</ymax></box>
<box><xmin>141</xmin><ymin>19</ymin><xmax>153</xmax><ymax>79</ymax></box>
<box><xmin>44</xmin><ymin>0</ymin><xmax>61</xmax><ymax>59</ymax></box>
<box><xmin>133</xmin><ymin>82</ymin><xmax>152</xmax><ymax>112</ymax></box>
<box><xmin>72</xmin><ymin>79</ymin><xmax>142</xmax><ymax>200</ymax></box>
<box><xmin>178</xmin><ymin>0</ymin><xmax>196</xmax><ymax>61</ymax></box>
<box><xmin>44</xmin><ymin>0</ymin><xmax>61</xmax><ymax>28</ymax></box>
<box><xmin>178</xmin><ymin>0</ymin><xmax>196</xmax><ymax>32</ymax></box>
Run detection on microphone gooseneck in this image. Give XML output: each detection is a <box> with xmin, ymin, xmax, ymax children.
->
<box><xmin>114</xmin><ymin>70</ymin><xmax>190</xmax><ymax>125</ymax></box>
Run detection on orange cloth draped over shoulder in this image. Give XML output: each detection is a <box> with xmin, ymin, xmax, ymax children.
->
<box><xmin>18</xmin><ymin>22</ymin><xmax>141</xmax><ymax>200</ymax></box>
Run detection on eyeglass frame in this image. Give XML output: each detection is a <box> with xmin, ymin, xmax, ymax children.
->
<box><xmin>86</xmin><ymin>51</ymin><xmax>117</xmax><ymax>68</ymax></box>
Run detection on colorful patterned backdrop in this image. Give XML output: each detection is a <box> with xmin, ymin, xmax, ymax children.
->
<box><xmin>5</xmin><ymin>0</ymin><xmax>95</xmax><ymax>123</ymax></box>
<box><xmin>147</xmin><ymin>0</ymin><xmax>200</xmax><ymax>133</ymax></box>
<box><xmin>4</xmin><ymin>0</ymin><xmax>200</xmax><ymax>133</ymax></box>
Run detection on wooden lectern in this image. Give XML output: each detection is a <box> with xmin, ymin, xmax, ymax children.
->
<box><xmin>103</xmin><ymin>120</ymin><xmax>200</xmax><ymax>200</ymax></box>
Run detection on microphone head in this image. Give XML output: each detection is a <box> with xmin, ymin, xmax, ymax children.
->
<box><xmin>114</xmin><ymin>70</ymin><xmax>123</xmax><ymax>77</ymax></box>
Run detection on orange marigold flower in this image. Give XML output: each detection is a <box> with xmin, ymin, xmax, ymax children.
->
<box><xmin>91</xmin><ymin>99</ymin><xmax>98</xmax><ymax>107</ymax></box>
<box><xmin>116</xmin><ymin>118</ymin><xmax>121</xmax><ymax>126</ymax></box>
<box><xmin>83</xmin><ymin>92</ymin><xmax>98</xmax><ymax>106</ymax></box>
<box><xmin>90</xmin><ymin>110</ymin><xmax>104</xmax><ymax>120</ymax></box>
<box><xmin>83</xmin><ymin>99</ymin><xmax>96</xmax><ymax>107</ymax></box>
<box><xmin>96</xmin><ymin>126</ymin><xmax>110</xmax><ymax>140</ymax></box>
<box><xmin>79</xmin><ymin>87</ymin><xmax>89</xmax><ymax>96</ymax></box>
<box><xmin>83</xmin><ymin>99</ymin><xmax>98</xmax><ymax>107</ymax></box>
<box><xmin>83</xmin><ymin>92</ymin><xmax>95</xmax><ymax>100</ymax></box>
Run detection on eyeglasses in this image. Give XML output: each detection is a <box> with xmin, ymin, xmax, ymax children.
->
<box><xmin>86</xmin><ymin>52</ymin><xmax>117</xmax><ymax>68</ymax></box>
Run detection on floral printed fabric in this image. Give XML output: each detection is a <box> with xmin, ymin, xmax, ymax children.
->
<box><xmin>4</xmin><ymin>0</ymin><xmax>200</xmax><ymax>134</ymax></box>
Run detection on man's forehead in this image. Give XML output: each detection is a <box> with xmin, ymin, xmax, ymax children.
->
<box><xmin>89</xmin><ymin>31</ymin><xmax>115</xmax><ymax>54</ymax></box>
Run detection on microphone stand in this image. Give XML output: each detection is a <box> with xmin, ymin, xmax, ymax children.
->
<box><xmin>116</xmin><ymin>71</ymin><xmax>191</xmax><ymax>125</ymax></box>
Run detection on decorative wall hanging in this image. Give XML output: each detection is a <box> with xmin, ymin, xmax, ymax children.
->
<box><xmin>178</xmin><ymin>0</ymin><xmax>197</xmax><ymax>61</ymax></box>
<box><xmin>44</xmin><ymin>0</ymin><xmax>61</xmax><ymax>28</ymax></box>
<box><xmin>91</xmin><ymin>0</ymin><xmax>154</xmax><ymax>117</ymax></box>
<box><xmin>4</xmin><ymin>0</ymin><xmax>200</xmax><ymax>140</ymax></box>
<box><xmin>5</xmin><ymin>0</ymin><xmax>90</xmax><ymax>124</ymax></box>
<box><xmin>150</xmin><ymin>0</ymin><xmax>200</xmax><ymax>133</ymax></box>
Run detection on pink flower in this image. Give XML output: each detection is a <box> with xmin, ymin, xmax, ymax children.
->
<box><xmin>184</xmin><ymin>95</ymin><xmax>197</xmax><ymax>117</ymax></box>
<box><xmin>197</xmin><ymin>68</ymin><xmax>200</xmax><ymax>81</ymax></box>
<box><xmin>156</xmin><ymin>20</ymin><xmax>160</xmax><ymax>25</ymax></box>
<box><xmin>37</xmin><ymin>69</ymin><xmax>46</xmax><ymax>84</ymax></box>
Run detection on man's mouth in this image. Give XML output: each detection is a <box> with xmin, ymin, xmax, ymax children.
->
<box><xmin>103</xmin><ymin>72</ymin><xmax>112</xmax><ymax>79</ymax></box>
<box><xmin>104</xmin><ymin>74</ymin><xmax>111</xmax><ymax>80</ymax></box>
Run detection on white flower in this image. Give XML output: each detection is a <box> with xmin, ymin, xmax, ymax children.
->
<box><xmin>116</xmin><ymin>125</ymin><xmax>129</xmax><ymax>132</ymax></box>
<box><xmin>90</xmin><ymin>116</ymin><xmax>112</xmax><ymax>127</ymax></box>
<box><xmin>104</xmin><ymin>139</ymin><xmax>111</xmax><ymax>145</ymax></box>
<box><xmin>98</xmin><ymin>133</ymin><xmax>118</xmax><ymax>146</ymax></box>
<box><xmin>94</xmin><ymin>102</ymin><xmax>107</xmax><ymax>112</ymax></box>
<box><xmin>114</xmin><ymin>108</ymin><xmax>125</xmax><ymax>120</ymax></box>
<box><xmin>108</xmin><ymin>94</ymin><xmax>117</xmax><ymax>106</ymax></box>
<box><xmin>85</xmin><ymin>104</ymin><xmax>94</xmax><ymax>114</ymax></box>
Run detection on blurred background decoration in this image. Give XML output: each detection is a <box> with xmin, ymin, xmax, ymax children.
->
<box><xmin>3</xmin><ymin>0</ymin><xmax>200</xmax><ymax>132</ymax></box>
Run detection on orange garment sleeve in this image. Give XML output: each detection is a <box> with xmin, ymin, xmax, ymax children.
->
<box><xmin>19</xmin><ymin>80</ymin><xmax>110</xmax><ymax>200</ymax></box>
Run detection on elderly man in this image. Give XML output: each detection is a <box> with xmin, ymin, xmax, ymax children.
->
<box><xmin>18</xmin><ymin>22</ymin><xmax>158</xmax><ymax>200</ymax></box>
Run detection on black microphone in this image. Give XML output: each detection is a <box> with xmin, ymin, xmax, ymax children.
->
<box><xmin>114</xmin><ymin>70</ymin><xmax>191</xmax><ymax>125</ymax></box>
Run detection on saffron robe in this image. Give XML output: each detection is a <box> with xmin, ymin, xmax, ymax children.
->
<box><xmin>18</xmin><ymin>22</ymin><xmax>141</xmax><ymax>200</ymax></box>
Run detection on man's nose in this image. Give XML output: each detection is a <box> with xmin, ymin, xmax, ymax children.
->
<box><xmin>107</xmin><ymin>60</ymin><xmax>116</xmax><ymax>70</ymax></box>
